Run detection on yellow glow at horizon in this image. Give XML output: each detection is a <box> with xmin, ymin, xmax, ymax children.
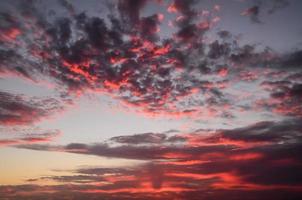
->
<box><xmin>0</xmin><ymin>147</ymin><xmax>141</xmax><ymax>185</ymax></box>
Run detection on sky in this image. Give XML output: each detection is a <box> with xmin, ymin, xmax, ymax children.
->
<box><xmin>0</xmin><ymin>0</ymin><xmax>302</xmax><ymax>199</ymax></box>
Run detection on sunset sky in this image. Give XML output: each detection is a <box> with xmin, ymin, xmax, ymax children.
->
<box><xmin>0</xmin><ymin>0</ymin><xmax>302</xmax><ymax>199</ymax></box>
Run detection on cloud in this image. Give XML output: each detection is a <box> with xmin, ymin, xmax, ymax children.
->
<box><xmin>2</xmin><ymin>118</ymin><xmax>299</xmax><ymax>198</ymax></box>
<box><xmin>241</xmin><ymin>6</ymin><xmax>261</xmax><ymax>23</ymax></box>
<box><xmin>0</xmin><ymin>1</ymin><xmax>221</xmax><ymax>119</ymax></box>
<box><xmin>0</xmin><ymin>129</ymin><xmax>61</xmax><ymax>147</ymax></box>
<box><xmin>110</xmin><ymin>132</ymin><xmax>167</xmax><ymax>144</ymax></box>
<box><xmin>0</xmin><ymin>91</ymin><xmax>63</xmax><ymax>126</ymax></box>
<box><xmin>0</xmin><ymin>0</ymin><xmax>301</xmax><ymax>199</ymax></box>
<box><xmin>281</xmin><ymin>50</ymin><xmax>302</xmax><ymax>69</ymax></box>
<box><xmin>0</xmin><ymin>0</ymin><xmax>300</xmax><ymax>122</ymax></box>
<box><xmin>240</xmin><ymin>0</ymin><xmax>290</xmax><ymax>23</ymax></box>
<box><xmin>267</xmin><ymin>0</ymin><xmax>290</xmax><ymax>14</ymax></box>
<box><xmin>118</xmin><ymin>0</ymin><xmax>148</xmax><ymax>26</ymax></box>
<box><xmin>168</xmin><ymin>0</ymin><xmax>197</xmax><ymax>23</ymax></box>
<box><xmin>58</xmin><ymin>0</ymin><xmax>75</xmax><ymax>16</ymax></box>
<box><xmin>258</xmin><ymin>82</ymin><xmax>302</xmax><ymax>117</ymax></box>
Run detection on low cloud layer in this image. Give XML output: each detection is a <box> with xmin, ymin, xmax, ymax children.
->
<box><xmin>2</xmin><ymin>118</ymin><xmax>299</xmax><ymax>199</ymax></box>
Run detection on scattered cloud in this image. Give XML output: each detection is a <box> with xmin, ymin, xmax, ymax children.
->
<box><xmin>0</xmin><ymin>0</ymin><xmax>301</xmax><ymax>199</ymax></box>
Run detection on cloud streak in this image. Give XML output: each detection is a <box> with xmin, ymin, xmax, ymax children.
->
<box><xmin>0</xmin><ymin>128</ymin><xmax>61</xmax><ymax>146</ymax></box>
<box><xmin>0</xmin><ymin>91</ymin><xmax>64</xmax><ymax>126</ymax></box>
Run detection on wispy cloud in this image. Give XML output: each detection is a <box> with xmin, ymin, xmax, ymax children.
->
<box><xmin>0</xmin><ymin>91</ymin><xmax>64</xmax><ymax>126</ymax></box>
